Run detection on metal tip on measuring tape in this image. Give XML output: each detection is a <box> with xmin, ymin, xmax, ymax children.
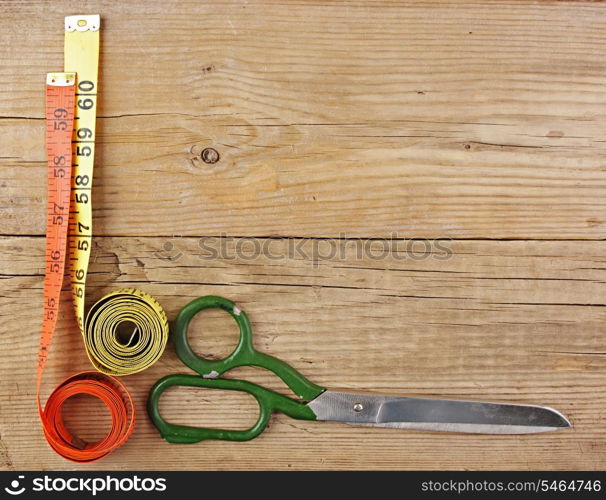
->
<box><xmin>65</xmin><ymin>14</ymin><xmax>100</xmax><ymax>32</ymax></box>
<box><xmin>46</xmin><ymin>72</ymin><xmax>76</xmax><ymax>86</ymax></box>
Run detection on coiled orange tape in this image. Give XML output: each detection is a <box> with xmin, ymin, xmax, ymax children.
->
<box><xmin>39</xmin><ymin>372</ymin><xmax>135</xmax><ymax>463</ymax></box>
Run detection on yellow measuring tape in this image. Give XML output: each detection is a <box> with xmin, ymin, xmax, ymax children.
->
<box><xmin>65</xmin><ymin>15</ymin><xmax>168</xmax><ymax>375</ymax></box>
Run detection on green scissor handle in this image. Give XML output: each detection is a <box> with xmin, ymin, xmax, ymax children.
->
<box><xmin>148</xmin><ymin>296</ymin><xmax>325</xmax><ymax>443</ymax></box>
<box><xmin>172</xmin><ymin>295</ymin><xmax>324</xmax><ymax>401</ymax></box>
<box><xmin>148</xmin><ymin>374</ymin><xmax>317</xmax><ymax>443</ymax></box>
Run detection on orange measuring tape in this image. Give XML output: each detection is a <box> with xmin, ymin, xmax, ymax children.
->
<box><xmin>38</xmin><ymin>14</ymin><xmax>170</xmax><ymax>462</ymax></box>
<box><xmin>38</xmin><ymin>13</ymin><xmax>169</xmax><ymax>463</ymax></box>
<box><xmin>38</xmin><ymin>72</ymin><xmax>135</xmax><ymax>463</ymax></box>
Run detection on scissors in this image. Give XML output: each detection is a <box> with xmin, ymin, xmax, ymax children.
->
<box><xmin>148</xmin><ymin>296</ymin><xmax>571</xmax><ymax>443</ymax></box>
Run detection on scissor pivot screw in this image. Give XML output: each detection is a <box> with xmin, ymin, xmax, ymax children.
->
<box><xmin>353</xmin><ymin>403</ymin><xmax>364</xmax><ymax>412</ymax></box>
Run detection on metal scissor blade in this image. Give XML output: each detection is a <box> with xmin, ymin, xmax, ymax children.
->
<box><xmin>306</xmin><ymin>391</ymin><xmax>571</xmax><ymax>434</ymax></box>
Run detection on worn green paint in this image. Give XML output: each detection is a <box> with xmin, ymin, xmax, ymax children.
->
<box><xmin>148</xmin><ymin>295</ymin><xmax>325</xmax><ymax>443</ymax></box>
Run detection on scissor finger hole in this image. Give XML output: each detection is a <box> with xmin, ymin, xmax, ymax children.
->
<box><xmin>187</xmin><ymin>307</ymin><xmax>241</xmax><ymax>361</ymax></box>
<box><xmin>159</xmin><ymin>386</ymin><xmax>259</xmax><ymax>430</ymax></box>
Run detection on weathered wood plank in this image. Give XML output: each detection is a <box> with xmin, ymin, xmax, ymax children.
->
<box><xmin>1</xmin><ymin>1</ymin><xmax>606</xmax><ymax>237</ymax></box>
<box><xmin>0</xmin><ymin>236</ymin><xmax>604</xmax><ymax>470</ymax></box>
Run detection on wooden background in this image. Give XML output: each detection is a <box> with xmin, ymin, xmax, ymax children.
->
<box><xmin>1</xmin><ymin>0</ymin><xmax>605</xmax><ymax>470</ymax></box>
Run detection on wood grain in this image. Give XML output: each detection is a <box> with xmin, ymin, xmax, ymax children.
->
<box><xmin>0</xmin><ymin>0</ymin><xmax>605</xmax><ymax>471</ymax></box>
<box><xmin>0</xmin><ymin>236</ymin><xmax>604</xmax><ymax>470</ymax></box>
<box><xmin>1</xmin><ymin>1</ymin><xmax>606</xmax><ymax>237</ymax></box>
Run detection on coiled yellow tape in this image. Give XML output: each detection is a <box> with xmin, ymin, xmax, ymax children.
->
<box><xmin>85</xmin><ymin>289</ymin><xmax>169</xmax><ymax>376</ymax></box>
